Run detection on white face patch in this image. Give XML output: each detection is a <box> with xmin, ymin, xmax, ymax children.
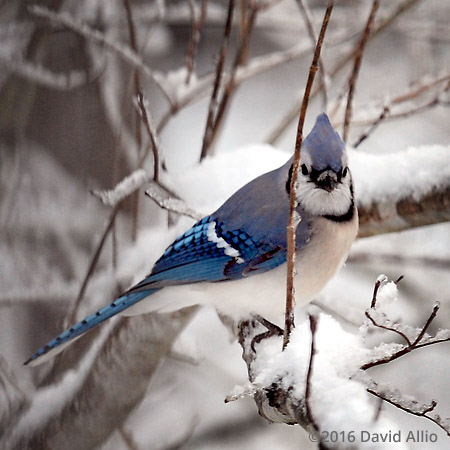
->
<box><xmin>207</xmin><ymin>221</ymin><xmax>245</xmax><ymax>264</ymax></box>
<box><xmin>295</xmin><ymin>168</ymin><xmax>353</xmax><ymax>217</ymax></box>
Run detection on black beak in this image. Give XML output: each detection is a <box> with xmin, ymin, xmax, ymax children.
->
<box><xmin>315</xmin><ymin>170</ymin><xmax>338</xmax><ymax>192</ymax></box>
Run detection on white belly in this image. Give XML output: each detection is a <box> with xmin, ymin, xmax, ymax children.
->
<box><xmin>124</xmin><ymin>214</ymin><xmax>358</xmax><ymax>322</ymax></box>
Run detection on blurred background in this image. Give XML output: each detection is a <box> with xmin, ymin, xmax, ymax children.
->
<box><xmin>1</xmin><ymin>0</ymin><xmax>450</xmax><ymax>448</ymax></box>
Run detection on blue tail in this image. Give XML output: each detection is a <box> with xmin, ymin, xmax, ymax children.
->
<box><xmin>24</xmin><ymin>289</ymin><xmax>158</xmax><ymax>366</ymax></box>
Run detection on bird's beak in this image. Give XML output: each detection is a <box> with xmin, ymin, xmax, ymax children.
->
<box><xmin>316</xmin><ymin>170</ymin><xmax>338</xmax><ymax>192</ymax></box>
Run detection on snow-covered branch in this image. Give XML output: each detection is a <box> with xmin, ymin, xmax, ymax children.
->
<box><xmin>228</xmin><ymin>275</ymin><xmax>450</xmax><ymax>446</ymax></box>
<box><xmin>1</xmin><ymin>309</ymin><xmax>197</xmax><ymax>450</ymax></box>
<box><xmin>91</xmin><ymin>169</ymin><xmax>149</xmax><ymax>208</ymax></box>
<box><xmin>352</xmin><ymin>145</ymin><xmax>450</xmax><ymax>237</ymax></box>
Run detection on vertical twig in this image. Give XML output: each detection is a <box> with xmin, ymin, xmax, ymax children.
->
<box><xmin>137</xmin><ymin>92</ymin><xmax>160</xmax><ymax>182</ymax></box>
<box><xmin>283</xmin><ymin>2</ymin><xmax>334</xmax><ymax>350</ymax></box>
<box><xmin>200</xmin><ymin>0</ymin><xmax>235</xmax><ymax>161</ymax></box>
<box><xmin>123</xmin><ymin>0</ymin><xmax>143</xmax><ymax>242</ymax></box>
<box><xmin>204</xmin><ymin>2</ymin><xmax>257</xmax><ymax>155</ymax></box>
<box><xmin>68</xmin><ymin>205</ymin><xmax>121</xmax><ymax>324</ymax></box>
<box><xmin>295</xmin><ymin>0</ymin><xmax>328</xmax><ymax>109</ymax></box>
<box><xmin>342</xmin><ymin>0</ymin><xmax>379</xmax><ymax>142</ymax></box>
<box><xmin>266</xmin><ymin>0</ymin><xmax>422</xmax><ymax>145</ymax></box>
<box><xmin>305</xmin><ymin>314</ymin><xmax>319</xmax><ymax>431</ymax></box>
<box><xmin>186</xmin><ymin>0</ymin><xmax>208</xmax><ymax>85</ymax></box>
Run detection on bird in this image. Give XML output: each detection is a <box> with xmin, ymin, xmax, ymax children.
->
<box><xmin>25</xmin><ymin>113</ymin><xmax>358</xmax><ymax>366</ymax></box>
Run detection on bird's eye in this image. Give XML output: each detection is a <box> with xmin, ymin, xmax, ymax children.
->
<box><xmin>301</xmin><ymin>164</ymin><xmax>309</xmax><ymax>176</ymax></box>
<box><xmin>342</xmin><ymin>167</ymin><xmax>348</xmax><ymax>178</ymax></box>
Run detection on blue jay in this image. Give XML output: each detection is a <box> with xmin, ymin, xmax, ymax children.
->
<box><xmin>25</xmin><ymin>113</ymin><xmax>358</xmax><ymax>366</ymax></box>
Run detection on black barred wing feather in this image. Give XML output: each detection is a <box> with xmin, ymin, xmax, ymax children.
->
<box><xmin>129</xmin><ymin>216</ymin><xmax>288</xmax><ymax>292</ymax></box>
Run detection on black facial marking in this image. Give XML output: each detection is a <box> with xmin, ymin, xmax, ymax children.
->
<box><xmin>323</xmin><ymin>181</ymin><xmax>355</xmax><ymax>223</ymax></box>
<box><xmin>323</xmin><ymin>200</ymin><xmax>355</xmax><ymax>222</ymax></box>
<box><xmin>286</xmin><ymin>164</ymin><xmax>294</xmax><ymax>194</ymax></box>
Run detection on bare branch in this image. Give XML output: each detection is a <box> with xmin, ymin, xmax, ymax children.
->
<box><xmin>145</xmin><ymin>182</ymin><xmax>203</xmax><ymax>221</ymax></box>
<box><xmin>136</xmin><ymin>93</ymin><xmax>161</xmax><ymax>181</ymax></box>
<box><xmin>199</xmin><ymin>0</ymin><xmax>235</xmax><ymax>161</ymax></box>
<box><xmin>342</xmin><ymin>0</ymin><xmax>379</xmax><ymax>142</ymax></box>
<box><xmin>0</xmin><ymin>52</ymin><xmax>100</xmax><ymax>91</ymax></box>
<box><xmin>305</xmin><ymin>315</ymin><xmax>319</xmax><ymax>431</ymax></box>
<box><xmin>362</xmin><ymin>290</ymin><xmax>449</xmax><ymax>371</ymax></box>
<box><xmin>185</xmin><ymin>0</ymin><xmax>208</xmax><ymax>85</ymax></box>
<box><xmin>68</xmin><ymin>206</ymin><xmax>120</xmax><ymax>326</ymax></box>
<box><xmin>295</xmin><ymin>0</ymin><xmax>328</xmax><ymax>109</ymax></box>
<box><xmin>284</xmin><ymin>1</ymin><xmax>333</xmax><ymax>350</ymax></box>
<box><xmin>91</xmin><ymin>169</ymin><xmax>149</xmax><ymax>207</ymax></box>
<box><xmin>266</xmin><ymin>0</ymin><xmax>422</xmax><ymax>145</ymax></box>
<box><xmin>123</xmin><ymin>0</ymin><xmax>144</xmax><ymax>242</ymax></box>
<box><xmin>29</xmin><ymin>5</ymin><xmax>173</xmax><ymax>106</ymax></box>
<box><xmin>203</xmin><ymin>3</ymin><xmax>258</xmax><ymax>157</ymax></box>
<box><xmin>366</xmin><ymin>381</ymin><xmax>450</xmax><ymax>437</ymax></box>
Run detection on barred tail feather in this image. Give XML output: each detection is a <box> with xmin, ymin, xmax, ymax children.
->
<box><xmin>24</xmin><ymin>289</ymin><xmax>158</xmax><ymax>366</ymax></box>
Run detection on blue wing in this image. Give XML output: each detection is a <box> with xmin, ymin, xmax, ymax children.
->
<box><xmin>25</xmin><ymin>158</ymin><xmax>312</xmax><ymax>366</ymax></box>
<box><xmin>127</xmin><ymin>215</ymin><xmax>290</xmax><ymax>293</ymax></box>
<box><xmin>24</xmin><ymin>215</ymin><xmax>291</xmax><ymax>366</ymax></box>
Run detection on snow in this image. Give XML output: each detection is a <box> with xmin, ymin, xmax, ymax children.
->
<box><xmin>3</xmin><ymin>2</ymin><xmax>450</xmax><ymax>448</ymax></box>
<box><xmin>375</xmin><ymin>280</ymin><xmax>398</xmax><ymax>309</ymax></box>
<box><xmin>92</xmin><ymin>169</ymin><xmax>149</xmax><ymax>207</ymax></box>
<box><xmin>4</xmin><ymin>321</ymin><xmax>114</xmax><ymax>448</ymax></box>
<box><xmin>230</xmin><ymin>314</ymin><xmax>408</xmax><ymax>449</ymax></box>
<box><xmin>174</xmin><ymin>144</ymin><xmax>289</xmax><ymax>212</ymax></box>
<box><xmin>349</xmin><ymin>145</ymin><xmax>450</xmax><ymax>207</ymax></box>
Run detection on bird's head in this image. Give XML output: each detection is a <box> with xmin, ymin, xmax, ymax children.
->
<box><xmin>293</xmin><ymin>113</ymin><xmax>353</xmax><ymax>217</ymax></box>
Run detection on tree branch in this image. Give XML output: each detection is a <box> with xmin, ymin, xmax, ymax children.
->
<box><xmin>284</xmin><ymin>1</ymin><xmax>333</xmax><ymax>349</ymax></box>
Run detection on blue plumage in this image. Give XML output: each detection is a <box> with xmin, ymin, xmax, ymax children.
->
<box><xmin>24</xmin><ymin>290</ymin><xmax>155</xmax><ymax>365</ymax></box>
<box><xmin>25</xmin><ymin>113</ymin><xmax>357</xmax><ymax>366</ymax></box>
<box><xmin>25</xmin><ymin>214</ymin><xmax>292</xmax><ymax>365</ymax></box>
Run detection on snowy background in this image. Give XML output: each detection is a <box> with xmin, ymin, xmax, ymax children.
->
<box><xmin>1</xmin><ymin>1</ymin><xmax>450</xmax><ymax>449</ymax></box>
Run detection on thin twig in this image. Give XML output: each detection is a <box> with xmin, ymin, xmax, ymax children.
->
<box><xmin>156</xmin><ymin>25</ymin><xmax>357</xmax><ymax>135</ymax></box>
<box><xmin>68</xmin><ymin>205</ymin><xmax>120</xmax><ymax>325</ymax></box>
<box><xmin>283</xmin><ymin>2</ymin><xmax>334</xmax><ymax>350</ymax></box>
<box><xmin>295</xmin><ymin>0</ymin><xmax>328</xmax><ymax>109</ymax></box>
<box><xmin>342</xmin><ymin>0</ymin><xmax>379</xmax><ymax>142</ymax></box>
<box><xmin>353</xmin><ymin>96</ymin><xmax>450</xmax><ymax>147</ymax></box>
<box><xmin>266</xmin><ymin>0</ymin><xmax>422</xmax><ymax>145</ymax></box>
<box><xmin>137</xmin><ymin>92</ymin><xmax>161</xmax><ymax>182</ymax></box>
<box><xmin>362</xmin><ymin>302</ymin><xmax>449</xmax><ymax>371</ymax></box>
<box><xmin>352</xmin><ymin>106</ymin><xmax>389</xmax><ymax>148</ymax></box>
<box><xmin>411</xmin><ymin>302</ymin><xmax>440</xmax><ymax>346</ymax></box>
<box><xmin>305</xmin><ymin>314</ymin><xmax>319</xmax><ymax>431</ymax></box>
<box><xmin>185</xmin><ymin>0</ymin><xmax>208</xmax><ymax>85</ymax></box>
<box><xmin>29</xmin><ymin>5</ymin><xmax>173</xmax><ymax>106</ymax></box>
<box><xmin>365</xmin><ymin>275</ymin><xmax>412</xmax><ymax>345</ymax></box>
<box><xmin>0</xmin><ymin>52</ymin><xmax>100</xmax><ymax>91</ymax></box>
<box><xmin>367</xmin><ymin>388</ymin><xmax>450</xmax><ymax>437</ymax></box>
<box><xmin>370</xmin><ymin>274</ymin><xmax>388</xmax><ymax>308</ymax></box>
<box><xmin>204</xmin><ymin>3</ymin><xmax>258</xmax><ymax>155</ymax></box>
<box><xmin>123</xmin><ymin>0</ymin><xmax>143</xmax><ymax>243</ymax></box>
<box><xmin>145</xmin><ymin>182</ymin><xmax>203</xmax><ymax>220</ymax></box>
<box><xmin>200</xmin><ymin>0</ymin><xmax>235</xmax><ymax>161</ymax></box>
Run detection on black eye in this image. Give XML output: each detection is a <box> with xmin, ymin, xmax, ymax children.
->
<box><xmin>342</xmin><ymin>167</ymin><xmax>348</xmax><ymax>178</ymax></box>
<box><xmin>301</xmin><ymin>164</ymin><xmax>309</xmax><ymax>176</ymax></box>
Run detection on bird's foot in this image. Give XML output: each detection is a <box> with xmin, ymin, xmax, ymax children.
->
<box><xmin>250</xmin><ymin>314</ymin><xmax>283</xmax><ymax>351</ymax></box>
